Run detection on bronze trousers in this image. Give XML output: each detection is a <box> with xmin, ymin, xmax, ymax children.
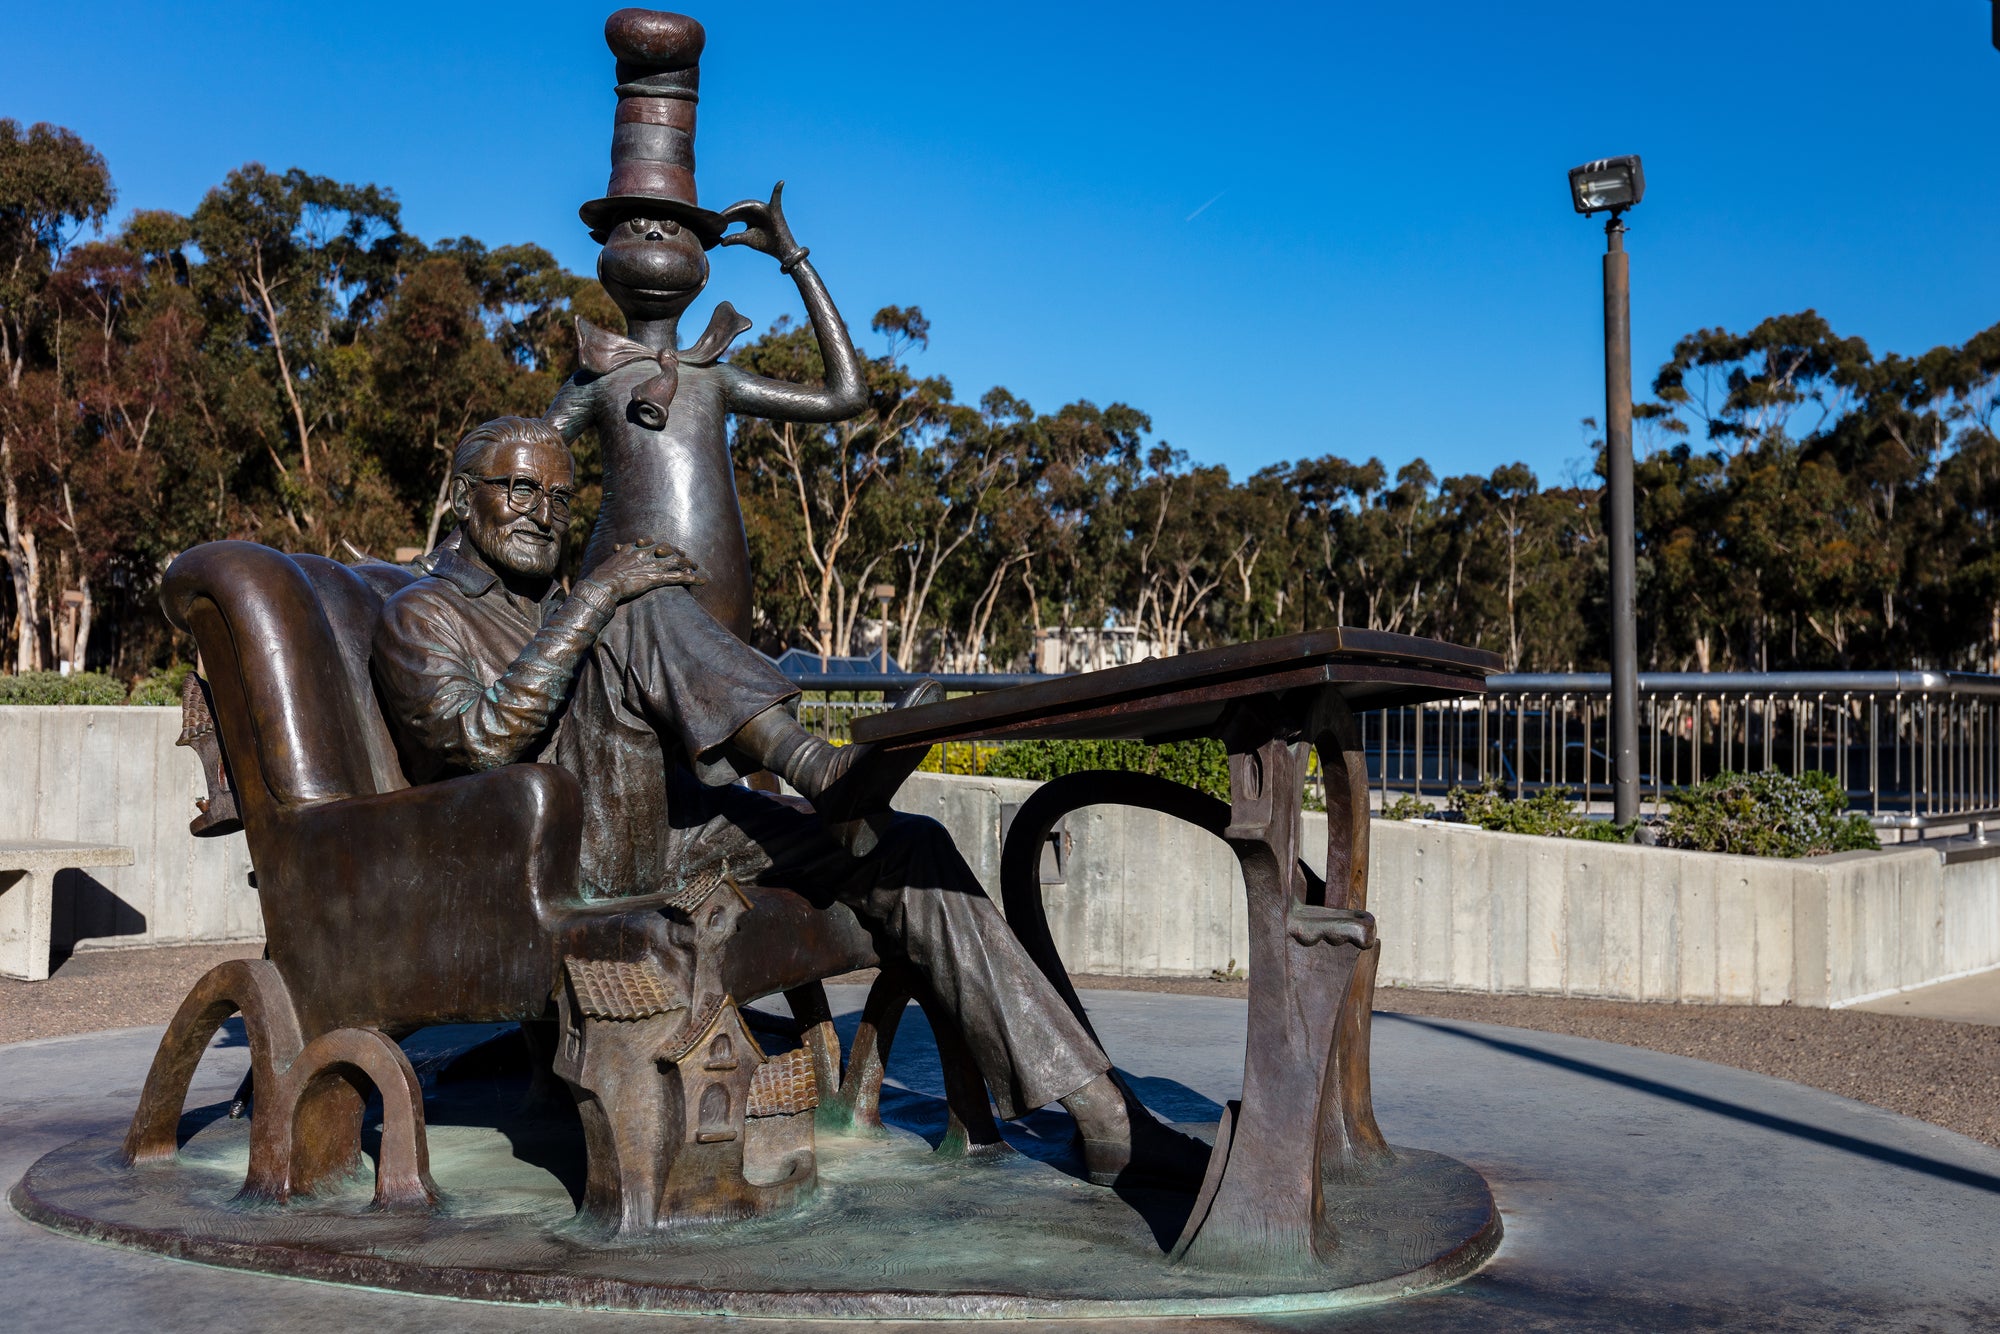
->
<box><xmin>544</xmin><ymin>584</ymin><xmax>1109</xmax><ymax>1119</ymax></box>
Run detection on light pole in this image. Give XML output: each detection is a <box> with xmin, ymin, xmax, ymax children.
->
<box><xmin>871</xmin><ymin>583</ymin><xmax>897</xmax><ymax>672</ymax></box>
<box><xmin>1569</xmin><ymin>154</ymin><xmax>1644</xmax><ymax>826</ymax></box>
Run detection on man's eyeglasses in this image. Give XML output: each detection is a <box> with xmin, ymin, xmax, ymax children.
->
<box><xmin>474</xmin><ymin>475</ymin><xmax>575</xmax><ymax>521</ymax></box>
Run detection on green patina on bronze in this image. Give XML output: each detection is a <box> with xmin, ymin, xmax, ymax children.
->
<box><xmin>15</xmin><ymin>1078</ymin><xmax>1499</xmax><ymax>1319</ymax></box>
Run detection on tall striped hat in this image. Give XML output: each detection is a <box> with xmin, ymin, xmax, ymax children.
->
<box><xmin>578</xmin><ymin>9</ymin><xmax>726</xmax><ymax>246</ymax></box>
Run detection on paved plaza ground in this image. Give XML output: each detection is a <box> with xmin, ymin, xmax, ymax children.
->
<box><xmin>7</xmin><ymin>970</ymin><xmax>2000</xmax><ymax>1330</ymax></box>
<box><xmin>10</xmin><ymin>943</ymin><xmax>1996</xmax><ymax>1151</ymax></box>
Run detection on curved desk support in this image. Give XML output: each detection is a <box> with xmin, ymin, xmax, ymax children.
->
<box><xmin>996</xmin><ymin>688</ymin><xmax>1393</xmax><ymax>1274</ymax></box>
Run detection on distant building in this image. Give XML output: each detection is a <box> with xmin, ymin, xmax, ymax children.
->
<box><xmin>1032</xmin><ymin>623</ymin><xmax>1164</xmax><ymax>675</ymax></box>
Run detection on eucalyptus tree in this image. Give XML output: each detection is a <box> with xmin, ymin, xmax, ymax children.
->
<box><xmin>732</xmin><ymin>305</ymin><xmax>953</xmax><ymax>662</ymax></box>
<box><xmin>186</xmin><ymin>164</ymin><xmax>408</xmax><ymax>540</ymax></box>
<box><xmin>0</xmin><ymin>119</ymin><xmax>111</xmax><ymax>670</ymax></box>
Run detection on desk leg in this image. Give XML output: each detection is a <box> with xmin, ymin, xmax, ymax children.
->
<box><xmin>1316</xmin><ymin>693</ymin><xmax>1392</xmax><ymax>1169</ymax></box>
<box><xmin>1175</xmin><ymin>692</ymin><xmax>1378</xmax><ymax>1274</ymax></box>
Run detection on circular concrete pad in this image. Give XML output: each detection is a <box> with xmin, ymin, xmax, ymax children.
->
<box><xmin>14</xmin><ymin>1116</ymin><xmax>1497</xmax><ymax>1319</ymax></box>
<box><xmin>7</xmin><ymin>988</ymin><xmax>2000</xmax><ymax>1331</ymax></box>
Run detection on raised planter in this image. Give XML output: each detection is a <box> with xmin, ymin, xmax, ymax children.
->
<box><xmin>1371</xmin><ymin>820</ymin><xmax>2000</xmax><ymax>1007</ymax></box>
<box><xmin>897</xmin><ymin>773</ymin><xmax>2000</xmax><ymax>1007</ymax></box>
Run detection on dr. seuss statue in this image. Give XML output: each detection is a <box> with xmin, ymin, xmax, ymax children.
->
<box><xmin>547</xmin><ymin>8</ymin><xmax>863</xmax><ymax>641</ymax></box>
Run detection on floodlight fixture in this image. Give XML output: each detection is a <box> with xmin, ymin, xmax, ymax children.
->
<box><xmin>1568</xmin><ymin>155</ymin><xmax>1645</xmax><ymax>216</ymax></box>
<box><xmin>1567</xmin><ymin>152</ymin><xmax>1645</xmax><ymax>824</ymax></box>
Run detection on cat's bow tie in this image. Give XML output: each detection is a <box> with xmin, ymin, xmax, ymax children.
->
<box><xmin>574</xmin><ymin>303</ymin><xmax>753</xmax><ymax>429</ymax></box>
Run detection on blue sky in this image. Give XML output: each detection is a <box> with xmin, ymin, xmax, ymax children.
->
<box><xmin>4</xmin><ymin>1</ymin><xmax>1996</xmax><ymax>484</ymax></box>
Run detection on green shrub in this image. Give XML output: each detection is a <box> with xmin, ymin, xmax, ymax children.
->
<box><xmin>1660</xmin><ymin>770</ymin><xmax>1878</xmax><ymax>858</ymax></box>
<box><xmin>914</xmin><ymin>741</ymin><xmax>996</xmax><ymax>777</ymax></box>
<box><xmin>126</xmin><ymin>662</ymin><xmax>194</xmax><ymax>707</ymax></box>
<box><xmin>0</xmin><ymin>670</ymin><xmax>129</xmax><ymax>706</ymax></box>
<box><xmin>1381</xmin><ymin>793</ymin><xmax>1439</xmax><ymax>821</ymax></box>
<box><xmin>1446</xmin><ymin>780</ymin><xmax>1633</xmax><ymax>842</ymax></box>
<box><xmin>983</xmin><ymin>737</ymin><xmax>1233</xmax><ymax>802</ymax></box>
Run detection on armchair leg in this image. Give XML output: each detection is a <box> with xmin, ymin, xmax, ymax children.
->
<box><xmin>812</xmin><ymin>968</ymin><xmax>1005</xmax><ymax>1156</ymax></box>
<box><xmin>816</xmin><ymin>972</ymin><xmax>909</xmax><ymax>1137</ymax></box>
<box><xmin>123</xmin><ymin>959</ymin><xmax>437</xmax><ymax>1211</ymax></box>
<box><xmin>255</xmin><ymin>1029</ymin><xmax>439</xmax><ymax>1211</ymax></box>
<box><xmin>908</xmin><ymin>976</ymin><xmax>1008</xmax><ymax>1159</ymax></box>
<box><xmin>784</xmin><ymin>984</ymin><xmax>845</xmax><ymax>1130</ymax></box>
<box><xmin>284</xmin><ymin>1075</ymin><xmax>368</xmax><ymax>1197</ymax></box>
<box><xmin>124</xmin><ymin>960</ymin><xmax>302</xmax><ymax>1169</ymax></box>
<box><xmin>564</xmin><ymin>1018</ymin><xmax>684</xmax><ymax>1235</ymax></box>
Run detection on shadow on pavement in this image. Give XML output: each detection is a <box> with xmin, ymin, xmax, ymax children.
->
<box><xmin>1382</xmin><ymin>1011</ymin><xmax>2000</xmax><ymax>1196</ymax></box>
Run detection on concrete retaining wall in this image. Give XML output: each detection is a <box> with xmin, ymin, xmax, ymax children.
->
<box><xmin>893</xmin><ymin>773</ymin><xmax>2000</xmax><ymax>1007</ymax></box>
<box><xmin>6</xmin><ymin>711</ymin><xmax>1997</xmax><ymax>1008</ymax></box>
<box><xmin>1368</xmin><ymin>821</ymin><xmax>2000</xmax><ymax>1007</ymax></box>
<box><xmin>0</xmin><ymin>706</ymin><xmax>258</xmax><ymax>958</ymax></box>
<box><xmin>894</xmin><ymin>771</ymin><xmax>1259</xmax><ymax>979</ymax></box>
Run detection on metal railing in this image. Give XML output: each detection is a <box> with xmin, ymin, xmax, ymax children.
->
<box><xmin>788</xmin><ymin>675</ymin><xmax>1017</xmax><ymax>775</ymax></box>
<box><xmin>1372</xmin><ymin>671</ymin><xmax>2000</xmax><ymax>831</ymax></box>
<box><xmin>785</xmin><ymin>669</ymin><xmax>2000</xmax><ymax>832</ymax></box>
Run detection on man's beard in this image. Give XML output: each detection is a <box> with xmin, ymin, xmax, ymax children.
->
<box><xmin>490</xmin><ymin>523</ymin><xmax>563</xmax><ymax>578</ymax></box>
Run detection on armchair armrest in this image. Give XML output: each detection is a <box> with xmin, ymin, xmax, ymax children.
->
<box><xmin>258</xmin><ymin>763</ymin><xmax>583</xmax><ymax>1033</ymax></box>
<box><xmin>541</xmin><ymin>881</ymin><xmax>879</xmax><ymax>1007</ymax></box>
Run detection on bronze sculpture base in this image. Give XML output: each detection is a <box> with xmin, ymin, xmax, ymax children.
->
<box><xmin>14</xmin><ymin>1092</ymin><xmax>1499</xmax><ymax>1320</ymax></box>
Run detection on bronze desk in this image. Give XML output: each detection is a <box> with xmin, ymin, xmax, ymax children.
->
<box><xmin>855</xmin><ymin>627</ymin><xmax>1501</xmax><ymax>1273</ymax></box>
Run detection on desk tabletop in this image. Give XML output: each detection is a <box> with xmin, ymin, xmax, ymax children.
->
<box><xmin>851</xmin><ymin>627</ymin><xmax>1500</xmax><ymax>749</ymax></box>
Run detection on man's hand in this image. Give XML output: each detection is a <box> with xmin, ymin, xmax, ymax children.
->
<box><xmin>583</xmin><ymin>539</ymin><xmax>705</xmax><ymax>606</ymax></box>
<box><xmin>718</xmin><ymin>181</ymin><xmax>806</xmax><ymax>270</ymax></box>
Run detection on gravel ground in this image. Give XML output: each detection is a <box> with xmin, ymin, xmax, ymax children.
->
<box><xmin>8</xmin><ymin>947</ymin><xmax>1997</xmax><ymax>1153</ymax></box>
<box><xmin>0</xmin><ymin>943</ymin><xmax>265</xmax><ymax>1045</ymax></box>
<box><xmin>1073</xmin><ymin>972</ymin><xmax>2000</xmax><ymax>1151</ymax></box>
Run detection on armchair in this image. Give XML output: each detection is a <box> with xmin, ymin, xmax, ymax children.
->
<box><xmin>123</xmin><ymin>541</ymin><xmax>985</xmax><ymax>1235</ymax></box>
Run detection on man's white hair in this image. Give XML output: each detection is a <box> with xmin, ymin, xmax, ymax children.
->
<box><xmin>452</xmin><ymin>416</ymin><xmax>566</xmax><ymax>480</ymax></box>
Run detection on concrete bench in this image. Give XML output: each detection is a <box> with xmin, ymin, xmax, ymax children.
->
<box><xmin>0</xmin><ymin>840</ymin><xmax>136</xmax><ymax>981</ymax></box>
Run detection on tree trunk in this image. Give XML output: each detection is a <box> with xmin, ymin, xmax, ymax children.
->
<box><xmin>424</xmin><ymin>463</ymin><xmax>454</xmax><ymax>552</ymax></box>
<box><xmin>2</xmin><ymin>432</ymin><xmax>42</xmax><ymax>672</ymax></box>
<box><xmin>246</xmin><ymin>251</ymin><xmax>315</xmax><ymax>483</ymax></box>
<box><xmin>72</xmin><ymin>573</ymin><xmax>93</xmax><ymax>672</ymax></box>
<box><xmin>11</xmin><ymin>528</ymin><xmax>41</xmax><ymax>673</ymax></box>
<box><xmin>1506</xmin><ymin>519</ymin><xmax>1520</xmax><ymax>671</ymax></box>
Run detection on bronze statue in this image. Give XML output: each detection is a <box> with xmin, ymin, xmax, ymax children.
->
<box><xmin>17</xmin><ymin>11</ymin><xmax>1504</xmax><ymax>1310</ymax></box>
<box><xmin>371</xmin><ymin>414</ymin><xmax>1207</xmax><ymax>1187</ymax></box>
<box><xmin>124</xmin><ymin>531</ymin><xmax>874</xmax><ymax>1233</ymax></box>
<box><xmin>546</xmin><ymin>8</ymin><xmax>863</xmax><ymax>642</ymax></box>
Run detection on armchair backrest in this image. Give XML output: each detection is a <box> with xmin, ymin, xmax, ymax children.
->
<box><xmin>287</xmin><ymin>554</ymin><xmax>417</xmax><ymax>796</ymax></box>
<box><xmin>161</xmin><ymin>542</ymin><xmax>415</xmax><ymax>829</ymax></box>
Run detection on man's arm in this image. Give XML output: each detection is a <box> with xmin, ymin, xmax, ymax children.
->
<box><xmin>374</xmin><ymin>584</ymin><xmax>618</xmax><ymax>774</ymax></box>
<box><xmin>374</xmin><ymin>543</ymin><xmax>706</xmax><ymax>775</ymax></box>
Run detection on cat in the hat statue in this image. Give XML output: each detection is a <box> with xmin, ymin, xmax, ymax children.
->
<box><xmin>547</xmin><ymin>8</ymin><xmax>864</xmax><ymax>641</ymax></box>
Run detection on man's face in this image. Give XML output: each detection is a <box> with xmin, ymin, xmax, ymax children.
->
<box><xmin>454</xmin><ymin>436</ymin><xmax>574</xmax><ymax>581</ymax></box>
